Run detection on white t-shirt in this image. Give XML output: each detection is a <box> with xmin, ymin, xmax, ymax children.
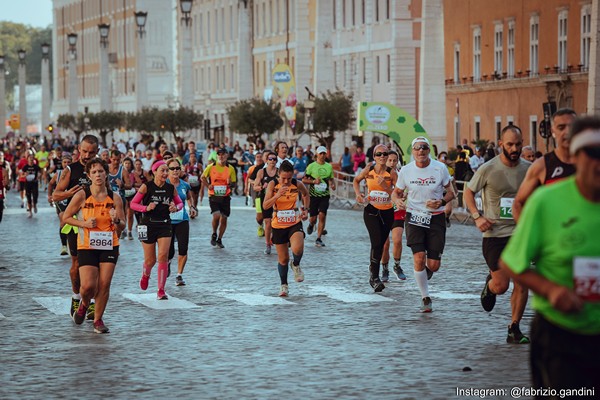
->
<box><xmin>469</xmin><ymin>154</ymin><xmax>485</xmax><ymax>171</ymax></box>
<box><xmin>141</xmin><ymin>157</ymin><xmax>154</xmax><ymax>172</ymax></box>
<box><xmin>396</xmin><ymin>159</ymin><xmax>452</xmax><ymax>213</ymax></box>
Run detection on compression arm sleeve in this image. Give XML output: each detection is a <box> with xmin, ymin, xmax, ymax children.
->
<box><xmin>130</xmin><ymin>191</ymin><xmax>147</xmax><ymax>212</ymax></box>
<box><xmin>174</xmin><ymin>194</ymin><xmax>184</xmax><ymax>211</ymax></box>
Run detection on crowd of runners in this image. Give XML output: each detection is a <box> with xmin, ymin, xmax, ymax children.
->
<box><xmin>1</xmin><ymin>110</ymin><xmax>598</xmax><ymax>393</ymax></box>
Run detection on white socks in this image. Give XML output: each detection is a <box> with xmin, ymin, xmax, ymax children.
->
<box><xmin>414</xmin><ymin>269</ymin><xmax>429</xmax><ymax>298</ymax></box>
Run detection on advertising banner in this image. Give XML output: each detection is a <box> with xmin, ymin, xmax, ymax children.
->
<box><xmin>272</xmin><ymin>64</ymin><xmax>297</xmax><ymax>131</ymax></box>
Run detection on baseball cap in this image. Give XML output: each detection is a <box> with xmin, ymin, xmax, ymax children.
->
<box><xmin>316</xmin><ymin>146</ymin><xmax>327</xmax><ymax>154</ymax></box>
<box><xmin>411</xmin><ymin>136</ymin><xmax>430</xmax><ymax>148</ymax></box>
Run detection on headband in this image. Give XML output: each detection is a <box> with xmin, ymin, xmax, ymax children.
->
<box><xmin>151</xmin><ymin>160</ymin><xmax>167</xmax><ymax>172</ymax></box>
<box><xmin>570</xmin><ymin>129</ymin><xmax>600</xmax><ymax>154</ymax></box>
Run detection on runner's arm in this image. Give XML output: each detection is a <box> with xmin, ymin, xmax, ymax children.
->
<box><xmin>52</xmin><ymin>167</ymin><xmax>80</xmax><ymax>202</ymax></box>
<box><xmin>129</xmin><ymin>184</ymin><xmax>148</xmax><ymax>212</ymax></box>
<box><xmin>352</xmin><ymin>168</ymin><xmax>370</xmax><ymax>203</ymax></box>
<box><xmin>262</xmin><ymin>180</ymin><xmax>278</xmax><ymax>210</ymax></box>
<box><xmin>61</xmin><ymin>191</ymin><xmax>87</xmax><ymax>227</ymax></box>
<box><xmin>512</xmin><ymin>158</ymin><xmax>544</xmax><ymax>222</ymax></box>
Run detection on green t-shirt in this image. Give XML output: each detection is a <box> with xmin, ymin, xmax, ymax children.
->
<box><xmin>305</xmin><ymin>162</ymin><xmax>334</xmax><ymax>197</ymax></box>
<box><xmin>467</xmin><ymin>156</ymin><xmax>530</xmax><ymax>238</ymax></box>
<box><xmin>501</xmin><ymin>177</ymin><xmax>600</xmax><ymax>334</ymax></box>
<box><xmin>35</xmin><ymin>151</ymin><xmax>49</xmax><ymax>168</ymax></box>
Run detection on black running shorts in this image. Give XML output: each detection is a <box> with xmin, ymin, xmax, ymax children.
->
<box><xmin>482</xmin><ymin>236</ymin><xmax>511</xmax><ymax>272</ymax></box>
<box><xmin>272</xmin><ymin>222</ymin><xmax>305</xmax><ymax>245</ymax></box>
<box><xmin>405</xmin><ymin>212</ymin><xmax>446</xmax><ymax>260</ymax></box>
<box><xmin>209</xmin><ymin>196</ymin><xmax>231</xmax><ymax>217</ymax></box>
<box><xmin>77</xmin><ymin>246</ymin><xmax>120</xmax><ymax>267</ymax></box>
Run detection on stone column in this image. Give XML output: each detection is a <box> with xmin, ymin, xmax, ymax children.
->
<box><xmin>18</xmin><ymin>62</ymin><xmax>27</xmax><ymax>134</ymax></box>
<box><xmin>237</xmin><ymin>1</ymin><xmax>253</xmax><ymax>100</ymax></box>
<box><xmin>41</xmin><ymin>56</ymin><xmax>51</xmax><ymax>131</ymax></box>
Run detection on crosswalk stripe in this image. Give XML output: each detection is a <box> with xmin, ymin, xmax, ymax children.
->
<box><xmin>431</xmin><ymin>291</ymin><xmax>480</xmax><ymax>300</ymax></box>
<box><xmin>217</xmin><ymin>292</ymin><xmax>295</xmax><ymax>305</ymax></box>
<box><xmin>307</xmin><ymin>285</ymin><xmax>394</xmax><ymax>303</ymax></box>
<box><xmin>33</xmin><ymin>296</ymin><xmax>70</xmax><ymax>315</ymax></box>
<box><xmin>122</xmin><ymin>293</ymin><xmax>201</xmax><ymax>309</ymax></box>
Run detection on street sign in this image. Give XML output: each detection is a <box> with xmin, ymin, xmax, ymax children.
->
<box><xmin>10</xmin><ymin>114</ymin><xmax>20</xmax><ymax>130</ymax></box>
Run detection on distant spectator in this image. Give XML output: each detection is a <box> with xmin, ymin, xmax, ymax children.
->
<box><xmin>339</xmin><ymin>147</ymin><xmax>354</xmax><ymax>175</ymax></box>
<box><xmin>521</xmin><ymin>146</ymin><xmax>536</xmax><ymax>162</ymax></box>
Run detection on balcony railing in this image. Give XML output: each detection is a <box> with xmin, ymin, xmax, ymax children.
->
<box><xmin>446</xmin><ymin>64</ymin><xmax>589</xmax><ymax>86</ymax></box>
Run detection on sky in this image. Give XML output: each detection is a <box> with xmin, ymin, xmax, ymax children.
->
<box><xmin>0</xmin><ymin>0</ymin><xmax>53</xmax><ymax>28</ymax></box>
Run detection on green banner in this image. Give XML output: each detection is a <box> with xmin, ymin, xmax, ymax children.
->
<box><xmin>357</xmin><ymin>101</ymin><xmax>430</xmax><ymax>157</ymax></box>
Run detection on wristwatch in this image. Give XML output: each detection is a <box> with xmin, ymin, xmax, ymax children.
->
<box><xmin>471</xmin><ymin>212</ymin><xmax>481</xmax><ymax>220</ymax></box>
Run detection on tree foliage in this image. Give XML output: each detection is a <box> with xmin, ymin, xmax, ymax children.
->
<box><xmin>300</xmin><ymin>90</ymin><xmax>354</xmax><ymax>149</ymax></box>
<box><xmin>227</xmin><ymin>97</ymin><xmax>283</xmax><ymax>143</ymax></box>
<box><xmin>87</xmin><ymin>111</ymin><xmax>126</xmax><ymax>146</ymax></box>
<box><xmin>57</xmin><ymin>113</ymin><xmax>87</xmax><ymax>143</ymax></box>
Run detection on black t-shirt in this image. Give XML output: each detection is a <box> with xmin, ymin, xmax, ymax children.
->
<box><xmin>142</xmin><ymin>181</ymin><xmax>175</xmax><ymax>222</ymax></box>
<box><xmin>22</xmin><ymin>164</ymin><xmax>41</xmax><ymax>182</ymax></box>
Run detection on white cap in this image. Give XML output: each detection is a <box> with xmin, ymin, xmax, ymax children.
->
<box><xmin>570</xmin><ymin>129</ymin><xmax>600</xmax><ymax>154</ymax></box>
<box><xmin>411</xmin><ymin>136</ymin><xmax>430</xmax><ymax>148</ymax></box>
<box><xmin>316</xmin><ymin>146</ymin><xmax>327</xmax><ymax>154</ymax></box>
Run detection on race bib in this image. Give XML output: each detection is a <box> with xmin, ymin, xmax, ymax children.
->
<box><xmin>408</xmin><ymin>210</ymin><xmax>432</xmax><ymax>229</ymax></box>
<box><xmin>276</xmin><ymin>209</ymin><xmax>297</xmax><ymax>226</ymax></box>
<box><xmin>314</xmin><ymin>182</ymin><xmax>328</xmax><ymax>193</ymax></box>
<box><xmin>369</xmin><ymin>190</ymin><xmax>390</xmax><ymax>204</ymax></box>
<box><xmin>26</xmin><ymin>174</ymin><xmax>36</xmax><ymax>182</ymax></box>
<box><xmin>499</xmin><ymin>197</ymin><xmax>514</xmax><ymax>220</ymax></box>
<box><xmin>573</xmin><ymin>257</ymin><xmax>600</xmax><ymax>302</ymax></box>
<box><xmin>214</xmin><ymin>185</ymin><xmax>227</xmax><ymax>196</ymax></box>
<box><xmin>170</xmin><ymin>208</ymin><xmax>184</xmax><ymax>221</ymax></box>
<box><xmin>124</xmin><ymin>188</ymin><xmax>136</xmax><ymax>197</ymax></box>
<box><xmin>137</xmin><ymin>225</ymin><xmax>148</xmax><ymax>241</ymax></box>
<box><xmin>188</xmin><ymin>176</ymin><xmax>200</xmax><ymax>186</ymax></box>
<box><xmin>89</xmin><ymin>231</ymin><xmax>113</xmax><ymax>250</ymax></box>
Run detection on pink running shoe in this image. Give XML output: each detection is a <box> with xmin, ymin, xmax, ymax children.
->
<box><xmin>93</xmin><ymin>319</ymin><xmax>110</xmax><ymax>334</ymax></box>
<box><xmin>140</xmin><ymin>273</ymin><xmax>150</xmax><ymax>291</ymax></box>
<box><xmin>157</xmin><ymin>289</ymin><xmax>168</xmax><ymax>300</ymax></box>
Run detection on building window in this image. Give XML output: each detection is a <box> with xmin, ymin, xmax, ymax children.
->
<box><xmin>334</xmin><ymin>61</ymin><xmax>337</xmax><ymax>87</ymax></box>
<box><xmin>386</xmin><ymin>0</ymin><xmax>390</xmax><ymax>19</ymax></box>
<box><xmin>342</xmin><ymin>0</ymin><xmax>346</xmax><ymax>27</ymax></box>
<box><xmin>530</xmin><ymin>15</ymin><xmax>539</xmax><ymax>75</ymax></box>
<box><xmin>343</xmin><ymin>59</ymin><xmax>347</xmax><ymax>86</ymax></box>
<box><xmin>473</xmin><ymin>27</ymin><xmax>481</xmax><ymax>81</ymax></box>
<box><xmin>362</xmin><ymin>57</ymin><xmax>366</xmax><ymax>84</ymax></box>
<box><xmin>475</xmin><ymin>117</ymin><xmax>481</xmax><ymax>141</ymax></box>
<box><xmin>387</xmin><ymin>54</ymin><xmax>391</xmax><ymax>82</ymax></box>
<box><xmin>558</xmin><ymin>10</ymin><xmax>568</xmax><ymax>72</ymax></box>
<box><xmin>507</xmin><ymin>21</ymin><xmax>515</xmax><ymax>77</ymax></box>
<box><xmin>362</xmin><ymin>0</ymin><xmax>365</xmax><ymax>24</ymax></box>
<box><xmin>454</xmin><ymin>43</ymin><xmax>460</xmax><ymax>84</ymax></box>
<box><xmin>495</xmin><ymin>117</ymin><xmax>502</xmax><ymax>142</ymax></box>
<box><xmin>376</xmin><ymin>56</ymin><xmax>380</xmax><ymax>83</ymax></box>
<box><xmin>530</xmin><ymin>116</ymin><xmax>538</xmax><ymax>150</ymax></box>
<box><xmin>581</xmin><ymin>5</ymin><xmax>592</xmax><ymax>71</ymax></box>
<box><xmin>333</xmin><ymin>0</ymin><xmax>336</xmax><ymax>29</ymax></box>
<box><xmin>494</xmin><ymin>23</ymin><xmax>503</xmax><ymax>76</ymax></box>
<box><xmin>375</xmin><ymin>0</ymin><xmax>379</xmax><ymax>22</ymax></box>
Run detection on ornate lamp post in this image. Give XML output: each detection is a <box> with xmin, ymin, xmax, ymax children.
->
<box><xmin>0</xmin><ymin>55</ymin><xmax>6</xmax><ymax>137</ymax></box>
<box><xmin>135</xmin><ymin>11</ymin><xmax>148</xmax><ymax>110</ymax></box>
<box><xmin>179</xmin><ymin>0</ymin><xmax>193</xmax><ymax>108</ymax></box>
<box><xmin>98</xmin><ymin>23</ymin><xmax>111</xmax><ymax>111</ymax></box>
<box><xmin>67</xmin><ymin>33</ymin><xmax>78</xmax><ymax>116</ymax></box>
<box><xmin>18</xmin><ymin>49</ymin><xmax>27</xmax><ymax>134</ymax></box>
<box><xmin>41</xmin><ymin>43</ymin><xmax>51</xmax><ymax>133</ymax></box>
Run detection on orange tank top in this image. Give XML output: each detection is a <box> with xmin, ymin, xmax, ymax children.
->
<box><xmin>205</xmin><ymin>164</ymin><xmax>232</xmax><ymax>196</ymax></box>
<box><xmin>271</xmin><ymin>178</ymin><xmax>301</xmax><ymax>229</ymax></box>
<box><xmin>77</xmin><ymin>189</ymin><xmax>120</xmax><ymax>250</ymax></box>
<box><xmin>365</xmin><ymin>165</ymin><xmax>393</xmax><ymax>210</ymax></box>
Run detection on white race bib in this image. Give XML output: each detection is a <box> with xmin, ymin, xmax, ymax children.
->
<box><xmin>188</xmin><ymin>176</ymin><xmax>200</xmax><ymax>186</ymax></box>
<box><xmin>137</xmin><ymin>225</ymin><xmax>148</xmax><ymax>241</ymax></box>
<box><xmin>314</xmin><ymin>182</ymin><xmax>328</xmax><ymax>193</ymax></box>
<box><xmin>369</xmin><ymin>190</ymin><xmax>390</xmax><ymax>204</ymax></box>
<box><xmin>89</xmin><ymin>231</ymin><xmax>113</xmax><ymax>250</ymax></box>
<box><xmin>573</xmin><ymin>257</ymin><xmax>600</xmax><ymax>302</ymax></box>
<box><xmin>214</xmin><ymin>185</ymin><xmax>227</xmax><ymax>196</ymax></box>
<box><xmin>124</xmin><ymin>188</ymin><xmax>136</xmax><ymax>197</ymax></box>
<box><xmin>170</xmin><ymin>208</ymin><xmax>185</xmax><ymax>221</ymax></box>
<box><xmin>26</xmin><ymin>174</ymin><xmax>36</xmax><ymax>182</ymax></box>
<box><xmin>276</xmin><ymin>209</ymin><xmax>297</xmax><ymax>226</ymax></box>
<box><xmin>408</xmin><ymin>210</ymin><xmax>432</xmax><ymax>229</ymax></box>
<box><xmin>499</xmin><ymin>197</ymin><xmax>514</xmax><ymax>220</ymax></box>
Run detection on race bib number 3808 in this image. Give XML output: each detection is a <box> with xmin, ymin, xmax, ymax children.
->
<box><xmin>408</xmin><ymin>211</ymin><xmax>432</xmax><ymax>229</ymax></box>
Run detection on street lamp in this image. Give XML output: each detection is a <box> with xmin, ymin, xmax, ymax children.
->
<box><xmin>0</xmin><ymin>54</ymin><xmax>5</xmax><ymax>137</ymax></box>
<box><xmin>17</xmin><ymin>49</ymin><xmax>27</xmax><ymax>135</ymax></box>
<box><xmin>98</xmin><ymin>23</ymin><xmax>111</xmax><ymax>112</ymax></box>
<box><xmin>41</xmin><ymin>43</ymin><xmax>51</xmax><ymax>135</ymax></box>
<box><xmin>135</xmin><ymin>11</ymin><xmax>148</xmax><ymax>110</ymax></box>
<box><xmin>179</xmin><ymin>0</ymin><xmax>194</xmax><ymax>108</ymax></box>
<box><xmin>67</xmin><ymin>33</ymin><xmax>78</xmax><ymax>116</ymax></box>
<box><xmin>304</xmin><ymin>87</ymin><xmax>316</xmax><ymax>133</ymax></box>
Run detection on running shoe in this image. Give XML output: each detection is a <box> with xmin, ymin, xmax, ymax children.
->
<box><xmin>60</xmin><ymin>245</ymin><xmax>68</xmax><ymax>256</ymax></box>
<box><xmin>393</xmin><ymin>263</ymin><xmax>407</xmax><ymax>280</ymax></box>
<box><xmin>307</xmin><ymin>224</ymin><xmax>314</xmax><ymax>235</ymax></box>
<box><xmin>211</xmin><ymin>233</ymin><xmax>217</xmax><ymax>246</ymax></box>
<box><xmin>507</xmin><ymin>323</ymin><xmax>530</xmax><ymax>344</ymax></box>
<box><xmin>70</xmin><ymin>297</ymin><xmax>80</xmax><ymax>317</ymax></box>
<box><xmin>279</xmin><ymin>284</ymin><xmax>289</xmax><ymax>297</ymax></box>
<box><xmin>315</xmin><ymin>238</ymin><xmax>325</xmax><ymax>247</ymax></box>
<box><xmin>420</xmin><ymin>297</ymin><xmax>433</xmax><ymax>313</ymax></box>
<box><xmin>257</xmin><ymin>225</ymin><xmax>265</xmax><ymax>237</ymax></box>
<box><xmin>264</xmin><ymin>245</ymin><xmax>271</xmax><ymax>255</ymax></box>
<box><xmin>480</xmin><ymin>274</ymin><xmax>496</xmax><ymax>312</ymax></box>
<box><xmin>86</xmin><ymin>301</ymin><xmax>95</xmax><ymax>320</ymax></box>
<box><xmin>291</xmin><ymin>262</ymin><xmax>304</xmax><ymax>282</ymax></box>
<box><xmin>322</xmin><ymin>229</ymin><xmax>328</xmax><ymax>235</ymax></box>
<box><xmin>140</xmin><ymin>272</ymin><xmax>150</xmax><ymax>291</ymax></box>
<box><xmin>72</xmin><ymin>302</ymin><xmax>88</xmax><ymax>325</ymax></box>
<box><xmin>121</xmin><ymin>230</ymin><xmax>127</xmax><ymax>239</ymax></box>
<box><xmin>157</xmin><ymin>289</ymin><xmax>168</xmax><ymax>300</ymax></box>
<box><xmin>93</xmin><ymin>319</ymin><xmax>110</xmax><ymax>334</ymax></box>
<box><xmin>369</xmin><ymin>277</ymin><xmax>385</xmax><ymax>293</ymax></box>
<box><xmin>425</xmin><ymin>266</ymin><xmax>433</xmax><ymax>280</ymax></box>
<box><xmin>381</xmin><ymin>264</ymin><xmax>390</xmax><ymax>283</ymax></box>
<box><xmin>128</xmin><ymin>232</ymin><xmax>133</xmax><ymax>240</ymax></box>
<box><xmin>33</xmin><ymin>204</ymin><xmax>38</xmax><ymax>213</ymax></box>
<box><xmin>175</xmin><ymin>275</ymin><xmax>186</xmax><ymax>286</ymax></box>
<box><xmin>216</xmin><ymin>238</ymin><xmax>225</xmax><ymax>248</ymax></box>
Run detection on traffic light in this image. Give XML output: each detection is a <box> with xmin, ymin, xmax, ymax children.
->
<box><xmin>47</xmin><ymin>123</ymin><xmax>54</xmax><ymax>133</ymax></box>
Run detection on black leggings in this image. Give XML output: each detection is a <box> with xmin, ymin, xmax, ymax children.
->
<box><xmin>25</xmin><ymin>182</ymin><xmax>38</xmax><ymax>206</ymax></box>
<box><xmin>168</xmin><ymin>220</ymin><xmax>190</xmax><ymax>260</ymax></box>
<box><xmin>363</xmin><ymin>204</ymin><xmax>394</xmax><ymax>278</ymax></box>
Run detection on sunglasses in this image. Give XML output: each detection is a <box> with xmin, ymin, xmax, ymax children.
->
<box><xmin>169</xmin><ymin>167</ymin><xmax>181</xmax><ymax>171</ymax></box>
<box><xmin>413</xmin><ymin>145</ymin><xmax>430</xmax><ymax>151</ymax></box>
<box><xmin>582</xmin><ymin>147</ymin><xmax>600</xmax><ymax>160</ymax></box>
<box><xmin>374</xmin><ymin>152</ymin><xmax>389</xmax><ymax>157</ymax></box>
<box><xmin>268</xmin><ymin>157</ymin><xmax>277</xmax><ymax>161</ymax></box>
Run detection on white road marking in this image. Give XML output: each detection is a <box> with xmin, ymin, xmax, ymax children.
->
<box><xmin>33</xmin><ymin>296</ymin><xmax>70</xmax><ymax>315</ymax></box>
<box><xmin>122</xmin><ymin>293</ymin><xmax>201</xmax><ymax>309</ymax></box>
<box><xmin>217</xmin><ymin>292</ymin><xmax>295</xmax><ymax>305</ymax></box>
<box><xmin>431</xmin><ymin>291</ymin><xmax>480</xmax><ymax>300</ymax></box>
<box><xmin>307</xmin><ymin>285</ymin><xmax>394</xmax><ymax>303</ymax></box>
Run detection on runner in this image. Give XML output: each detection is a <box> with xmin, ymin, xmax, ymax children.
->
<box><xmin>499</xmin><ymin>115</ymin><xmax>600</xmax><ymax>390</ymax></box>
<box><xmin>107</xmin><ymin>150</ymin><xmax>131</xmax><ymax>238</ymax></box>
<box><xmin>122</xmin><ymin>157</ymin><xmax>136</xmax><ymax>240</ymax></box>
<box><xmin>262</xmin><ymin>160</ymin><xmax>310</xmax><ymax>296</ymax></box>
<box><xmin>34</xmin><ymin>145</ymin><xmax>50</xmax><ymax>191</ymax></box>
<box><xmin>22</xmin><ymin>153</ymin><xmax>41</xmax><ymax>218</ymax></box>
<box><xmin>16</xmin><ymin>150</ymin><xmax>30</xmax><ymax>209</ymax></box>
<box><xmin>513</xmin><ymin>108</ymin><xmax>577</xmax><ymax>220</ymax></box>
<box><xmin>201</xmin><ymin>147</ymin><xmax>237</xmax><ymax>248</ymax></box>
<box><xmin>290</xmin><ymin>146</ymin><xmax>309</xmax><ymax>179</ymax></box>
<box><xmin>303</xmin><ymin>146</ymin><xmax>335</xmax><ymax>247</ymax></box>
<box><xmin>274</xmin><ymin>141</ymin><xmax>291</xmax><ymax>168</ymax></box>
<box><xmin>254</xmin><ymin>151</ymin><xmax>279</xmax><ymax>254</ymax></box>
<box><xmin>0</xmin><ymin>155</ymin><xmax>7</xmax><ymax>223</ymax></box>
<box><xmin>130</xmin><ymin>158</ymin><xmax>149</xmax><ymax>227</ymax></box>
<box><xmin>353</xmin><ymin>144</ymin><xmax>398</xmax><ymax>292</ymax></box>
<box><xmin>166</xmin><ymin>158</ymin><xmax>197</xmax><ymax>286</ymax></box>
<box><xmin>380</xmin><ymin>150</ymin><xmax>407</xmax><ymax>282</ymax></box>
<box><xmin>463</xmin><ymin>125</ymin><xmax>531</xmax><ymax>343</ymax></box>
<box><xmin>52</xmin><ymin>134</ymin><xmax>100</xmax><ymax>317</ymax></box>
<box><xmin>129</xmin><ymin>160</ymin><xmax>184</xmax><ymax>300</ymax></box>
<box><xmin>62</xmin><ymin>158</ymin><xmax>125</xmax><ymax>333</ymax></box>
<box><xmin>183</xmin><ymin>151</ymin><xmax>203</xmax><ymax>214</ymax></box>
<box><xmin>48</xmin><ymin>153</ymin><xmax>73</xmax><ymax>254</ymax></box>
<box><xmin>392</xmin><ymin>137</ymin><xmax>454</xmax><ymax>311</ymax></box>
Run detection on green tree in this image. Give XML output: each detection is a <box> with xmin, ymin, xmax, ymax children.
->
<box><xmin>155</xmin><ymin>107</ymin><xmax>203</xmax><ymax>142</ymax></box>
<box><xmin>87</xmin><ymin>111</ymin><xmax>126</xmax><ymax>147</ymax></box>
<box><xmin>57</xmin><ymin>113</ymin><xmax>88</xmax><ymax>143</ymax></box>
<box><xmin>227</xmin><ymin>97</ymin><xmax>283</xmax><ymax>143</ymax></box>
<box><xmin>307</xmin><ymin>89</ymin><xmax>354</xmax><ymax>150</ymax></box>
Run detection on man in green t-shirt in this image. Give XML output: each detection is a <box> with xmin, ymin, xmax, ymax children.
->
<box><xmin>302</xmin><ymin>146</ymin><xmax>335</xmax><ymax>247</ymax></box>
<box><xmin>464</xmin><ymin>124</ymin><xmax>531</xmax><ymax>344</ymax></box>
<box><xmin>500</xmin><ymin>116</ymin><xmax>600</xmax><ymax>391</ymax></box>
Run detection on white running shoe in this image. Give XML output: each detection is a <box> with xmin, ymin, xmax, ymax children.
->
<box><xmin>279</xmin><ymin>284</ymin><xmax>289</xmax><ymax>297</ymax></box>
<box><xmin>290</xmin><ymin>262</ymin><xmax>304</xmax><ymax>282</ymax></box>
